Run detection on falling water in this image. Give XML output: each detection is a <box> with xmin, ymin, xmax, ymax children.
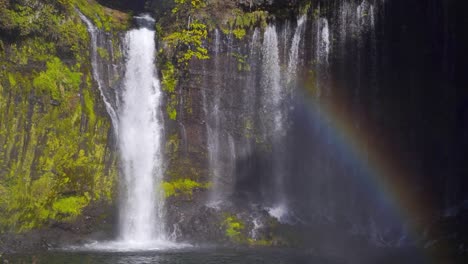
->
<box><xmin>118</xmin><ymin>16</ymin><xmax>166</xmax><ymax>244</ymax></box>
<box><xmin>316</xmin><ymin>18</ymin><xmax>330</xmax><ymax>66</ymax></box>
<box><xmin>206</xmin><ymin>29</ymin><xmax>223</xmax><ymax>208</ymax></box>
<box><xmin>261</xmin><ymin>25</ymin><xmax>289</xmax><ymax>221</ymax></box>
<box><xmin>77</xmin><ymin>11</ymin><xmax>119</xmax><ymax>133</ymax></box>
<box><xmin>262</xmin><ymin>25</ymin><xmax>284</xmax><ymax>136</ymax></box>
<box><xmin>287</xmin><ymin>15</ymin><xmax>307</xmax><ymax>85</ymax></box>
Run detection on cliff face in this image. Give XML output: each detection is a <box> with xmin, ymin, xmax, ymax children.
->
<box><xmin>0</xmin><ymin>0</ymin><xmax>467</xmax><ymax>258</ymax></box>
<box><xmin>0</xmin><ymin>0</ymin><xmax>130</xmax><ymax>243</ymax></box>
<box><xmin>152</xmin><ymin>0</ymin><xmax>468</xmax><ymax>254</ymax></box>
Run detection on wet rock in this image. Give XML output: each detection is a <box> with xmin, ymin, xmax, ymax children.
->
<box><xmin>50</xmin><ymin>99</ymin><xmax>60</xmax><ymax>106</ymax></box>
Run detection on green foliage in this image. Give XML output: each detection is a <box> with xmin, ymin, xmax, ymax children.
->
<box><xmin>52</xmin><ymin>196</ymin><xmax>89</xmax><ymax>219</ymax></box>
<box><xmin>313</xmin><ymin>7</ymin><xmax>321</xmax><ymax>19</ymax></box>
<box><xmin>164</xmin><ymin>21</ymin><xmax>209</xmax><ymax>65</ymax></box>
<box><xmin>97</xmin><ymin>47</ymin><xmax>110</xmax><ymax>60</ymax></box>
<box><xmin>227</xmin><ymin>10</ymin><xmax>268</xmax><ymax>29</ymax></box>
<box><xmin>231</xmin><ymin>52</ymin><xmax>250</xmax><ymax>72</ymax></box>
<box><xmin>172</xmin><ymin>0</ymin><xmax>206</xmax><ymax>14</ymax></box>
<box><xmin>10</xmin><ymin>39</ymin><xmax>56</xmax><ymax>65</ymax></box>
<box><xmin>223</xmin><ymin>215</ymin><xmax>245</xmax><ymax>242</ymax></box>
<box><xmin>161</xmin><ymin>61</ymin><xmax>179</xmax><ymax>120</ymax></box>
<box><xmin>57</xmin><ymin>17</ymin><xmax>89</xmax><ymax>55</ymax></box>
<box><xmin>83</xmin><ymin>86</ymin><xmax>96</xmax><ymax>125</ymax></box>
<box><xmin>222</xmin><ymin>10</ymin><xmax>268</xmax><ymax>39</ymax></box>
<box><xmin>299</xmin><ymin>2</ymin><xmax>312</xmax><ymax>15</ymax></box>
<box><xmin>232</xmin><ymin>28</ymin><xmax>246</xmax><ymax>40</ymax></box>
<box><xmin>73</xmin><ymin>0</ymin><xmax>130</xmax><ymax>32</ymax></box>
<box><xmin>162</xmin><ymin>179</ymin><xmax>211</xmax><ymax>199</ymax></box>
<box><xmin>165</xmin><ymin>133</ymin><xmax>180</xmax><ymax>155</ymax></box>
<box><xmin>33</xmin><ymin>57</ymin><xmax>82</xmax><ymax>100</ymax></box>
<box><xmin>0</xmin><ymin>1</ymin><xmax>59</xmax><ymax>37</ymax></box>
<box><xmin>0</xmin><ymin>0</ymin><xmax>121</xmax><ymax>231</ymax></box>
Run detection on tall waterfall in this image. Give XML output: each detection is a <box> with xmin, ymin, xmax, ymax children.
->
<box><xmin>118</xmin><ymin>16</ymin><xmax>166</xmax><ymax>243</ymax></box>
<box><xmin>261</xmin><ymin>25</ymin><xmax>289</xmax><ymax>220</ymax></box>
<box><xmin>206</xmin><ymin>29</ymin><xmax>223</xmax><ymax>207</ymax></box>
<box><xmin>261</xmin><ymin>26</ymin><xmax>284</xmax><ymax>136</ymax></box>
<box><xmin>76</xmin><ymin>13</ymin><xmax>180</xmax><ymax>250</ymax></box>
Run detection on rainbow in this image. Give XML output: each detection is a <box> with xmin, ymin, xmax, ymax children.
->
<box><xmin>299</xmin><ymin>78</ymin><xmax>434</xmax><ymax>240</ymax></box>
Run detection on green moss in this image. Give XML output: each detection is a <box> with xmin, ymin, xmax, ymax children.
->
<box><xmin>73</xmin><ymin>0</ymin><xmax>130</xmax><ymax>32</ymax></box>
<box><xmin>7</xmin><ymin>73</ymin><xmax>16</xmax><ymax>87</ymax></box>
<box><xmin>232</xmin><ymin>28</ymin><xmax>246</xmax><ymax>40</ymax></box>
<box><xmin>52</xmin><ymin>196</ymin><xmax>89</xmax><ymax>219</ymax></box>
<box><xmin>313</xmin><ymin>7</ymin><xmax>321</xmax><ymax>19</ymax></box>
<box><xmin>162</xmin><ymin>179</ymin><xmax>211</xmax><ymax>199</ymax></box>
<box><xmin>172</xmin><ymin>0</ymin><xmax>206</xmax><ymax>14</ymax></box>
<box><xmin>166</xmin><ymin>104</ymin><xmax>177</xmax><ymax>120</ymax></box>
<box><xmin>221</xmin><ymin>9</ymin><xmax>268</xmax><ymax>39</ymax></box>
<box><xmin>223</xmin><ymin>215</ymin><xmax>245</xmax><ymax>242</ymax></box>
<box><xmin>83</xmin><ymin>86</ymin><xmax>96</xmax><ymax>126</ymax></box>
<box><xmin>161</xmin><ymin>62</ymin><xmax>179</xmax><ymax>120</ymax></box>
<box><xmin>0</xmin><ymin>3</ymin><xmax>119</xmax><ymax>230</ymax></box>
<box><xmin>162</xmin><ymin>62</ymin><xmax>178</xmax><ymax>93</ymax></box>
<box><xmin>97</xmin><ymin>47</ymin><xmax>110</xmax><ymax>60</ymax></box>
<box><xmin>227</xmin><ymin>10</ymin><xmax>268</xmax><ymax>29</ymax></box>
<box><xmin>248</xmin><ymin>238</ymin><xmax>273</xmax><ymax>246</ymax></box>
<box><xmin>299</xmin><ymin>2</ymin><xmax>312</xmax><ymax>15</ymax></box>
<box><xmin>33</xmin><ymin>57</ymin><xmax>82</xmax><ymax>100</ymax></box>
<box><xmin>231</xmin><ymin>52</ymin><xmax>250</xmax><ymax>72</ymax></box>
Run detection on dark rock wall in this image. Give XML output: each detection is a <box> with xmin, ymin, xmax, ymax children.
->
<box><xmin>155</xmin><ymin>0</ymin><xmax>468</xmax><ymax>253</ymax></box>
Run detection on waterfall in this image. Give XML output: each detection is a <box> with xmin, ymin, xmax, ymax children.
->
<box><xmin>261</xmin><ymin>25</ymin><xmax>289</xmax><ymax>221</ymax></box>
<box><xmin>262</xmin><ymin>25</ymin><xmax>284</xmax><ymax>136</ymax></box>
<box><xmin>206</xmin><ymin>29</ymin><xmax>224</xmax><ymax>208</ymax></box>
<box><xmin>287</xmin><ymin>15</ymin><xmax>307</xmax><ymax>85</ymax></box>
<box><xmin>77</xmin><ymin>11</ymin><xmax>119</xmax><ymax>133</ymax></box>
<box><xmin>118</xmin><ymin>16</ymin><xmax>166</xmax><ymax>243</ymax></box>
<box><xmin>316</xmin><ymin>18</ymin><xmax>330</xmax><ymax>66</ymax></box>
<box><xmin>75</xmin><ymin>13</ymin><xmax>191</xmax><ymax>251</ymax></box>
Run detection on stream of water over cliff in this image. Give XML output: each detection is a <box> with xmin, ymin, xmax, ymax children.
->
<box><xmin>63</xmin><ymin>0</ymin><xmax>466</xmax><ymax>260</ymax></box>
<box><xmin>78</xmin><ymin>14</ymin><xmax>180</xmax><ymax>251</ymax></box>
<box><xmin>118</xmin><ymin>15</ymin><xmax>166</xmax><ymax>245</ymax></box>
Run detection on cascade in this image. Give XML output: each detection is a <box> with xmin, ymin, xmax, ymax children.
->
<box><xmin>261</xmin><ymin>25</ymin><xmax>289</xmax><ymax>220</ymax></box>
<box><xmin>205</xmin><ymin>29</ymin><xmax>238</xmax><ymax>208</ymax></box>
<box><xmin>287</xmin><ymin>15</ymin><xmax>307</xmax><ymax>85</ymax></box>
<box><xmin>79</xmin><ymin>13</ymin><xmax>177</xmax><ymax>250</ymax></box>
<box><xmin>261</xmin><ymin>25</ymin><xmax>283</xmax><ymax>137</ymax></box>
<box><xmin>118</xmin><ymin>15</ymin><xmax>166</xmax><ymax>244</ymax></box>
<box><xmin>205</xmin><ymin>29</ymin><xmax>224</xmax><ymax>207</ymax></box>
<box><xmin>77</xmin><ymin>11</ymin><xmax>119</xmax><ymax>133</ymax></box>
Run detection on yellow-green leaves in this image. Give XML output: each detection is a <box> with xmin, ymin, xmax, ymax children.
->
<box><xmin>172</xmin><ymin>0</ymin><xmax>206</xmax><ymax>14</ymax></box>
<box><xmin>162</xmin><ymin>179</ymin><xmax>211</xmax><ymax>199</ymax></box>
<box><xmin>33</xmin><ymin>57</ymin><xmax>81</xmax><ymax>100</ymax></box>
<box><xmin>224</xmin><ymin>215</ymin><xmax>245</xmax><ymax>242</ymax></box>
<box><xmin>164</xmin><ymin>21</ymin><xmax>209</xmax><ymax>65</ymax></box>
<box><xmin>52</xmin><ymin>196</ymin><xmax>89</xmax><ymax>219</ymax></box>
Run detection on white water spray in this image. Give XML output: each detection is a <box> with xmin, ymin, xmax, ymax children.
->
<box><xmin>118</xmin><ymin>22</ymin><xmax>166</xmax><ymax>244</ymax></box>
<box><xmin>287</xmin><ymin>15</ymin><xmax>307</xmax><ymax>85</ymax></box>
<box><xmin>262</xmin><ymin>25</ymin><xmax>284</xmax><ymax>135</ymax></box>
<box><xmin>317</xmin><ymin>18</ymin><xmax>330</xmax><ymax>65</ymax></box>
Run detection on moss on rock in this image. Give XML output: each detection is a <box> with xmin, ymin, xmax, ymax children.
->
<box><xmin>0</xmin><ymin>0</ymin><xmax>122</xmax><ymax>233</ymax></box>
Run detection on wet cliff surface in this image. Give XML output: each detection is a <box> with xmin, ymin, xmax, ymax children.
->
<box><xmin>152</xmin><ymin>0</ymin><xmax>468</xmax><ymax>258</ymax></box>
<box><xmin>1</xmin><ymin>0</ymin><xmax>467</xmax><ymax>262</ymax></box>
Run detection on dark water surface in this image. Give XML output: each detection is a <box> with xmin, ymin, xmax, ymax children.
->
<box><xmin>2</xmin><ymin>247</ymin><xmax>433</xmax><ymax>264</ymax></box>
